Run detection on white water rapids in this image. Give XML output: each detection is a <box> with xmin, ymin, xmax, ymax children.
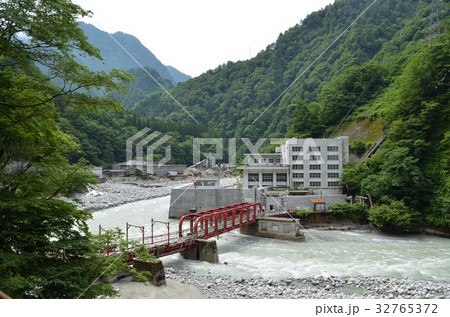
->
<box><xmin>87</xmin><ymin>196</ymin><xmax>450</xmax><ymax>282</ymax></box>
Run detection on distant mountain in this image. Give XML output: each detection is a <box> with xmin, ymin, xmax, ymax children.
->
<box><xmin>77</xmin><ymin>22</ymin><xmax>190</xmax><ymax>86</ymax></box>
<box><xmin>166</xmin><ymin>65</ymin><xmax>192</xmax><ymax>84</ymax></box>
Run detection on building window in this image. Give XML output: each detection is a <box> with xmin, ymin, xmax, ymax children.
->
<box><xmin>248</xmin><ymin>173</ymin><xmax>259</xmax><ymax>182</ymax></box>
<box><xmin>272</xmin><ymin>224</ymin><xmax>279</xmax><ymax>232</ymax></box>
<box><xmin>262</xmin><ymin>173</ymin><xmax>273</xmax><ymax>182</ymax></box>
<box><xmin>292</xmin><ymin>164</ymin><xmax>304</xmax><ymax>170</ymax></box>
<box><xmin>292</xmin><ymin>146</ymin><xmax>303</xmax><ymax>152</ymax></box>
<box><xmin>328</xmin><ymin>181</ymin><xmax>340</xmax><ymax>187</ymax></box>
<box><xmin>276</xmin><ymin>159</ymin><xmax>281</xmax><ymax>163</ymax></box>
<box><xmin>293</xmin><ymin>173</ymin><xmax>304</xmax><ymax>178</ymax></box>
<box><xmin>253</xmin><ymin>158</ymin><xmax>259</xmax><ymax>163</ymax></box>
<box><xmin>268</xmin><ymin>158</ymin><xmax>274</xmax><ymax>163</ymax></box>
<box><xmin>309</xmin><ymin>181</ymin><xmax>321</xmax><ymax>187</ymax></box>
<box><xmin>310</xmin><ymin>164</ymin><xmax>321</xmax><ymax>170</ymax></box>
<box><xmin>309</xmin><ymin>146</ymin><xmax>321</xmax><ymax>151</ymax></box>
<box><xmin>261</xmin><ymin>222</ymin><xmax>267</xmax><ymax>231</ymax></box>
<box><xmin>328</xmin><ymin>172</ymin><xmax>340</xmax><ymax>178</ymax></box>
<box><xmin>309</xmin><ymin>172</ymin><xmax>321</xmax><ymax>178</ymax></box>
<box><xmin>328</xmin><ymin>164</ymin><xmax>339</xmax><ymax>170</ymax></box>
<box><xmin>292</xmin><ymin>155</ymin><xmax>303</xmax><ymax>162</ymax></box>
<box><xmin>283</xmin><ymin>224</ymin><xmax>291</xmax><ymax>233</ymax></box>
<box><xmin>309</xmin><ymin>155</ymin><xmax>321</xmax><ymax>161</ymax></box>
<box><xmin>293</xmin><ymin>181</ymin><xmax>304</xmax><ymax>187</ymax></box>
<box><xmin>276</xmin><ymin>173</ymin><xmax>287</xmax><ymax>182</ymax></box>
<box><xmin>327</xmin><ymin>155</ymin><xmax>339</xmax><ymax>161</ymax></box>
<box><xmin>327</xmin><ymin>146</ymin><xmax>339</xmax><ymax>152</ymax></box>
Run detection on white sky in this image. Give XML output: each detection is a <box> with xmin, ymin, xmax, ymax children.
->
<box><xmin>73</xmin><ymin>0</ymin><xmax>335</xmax><ymax>77</ymax></box>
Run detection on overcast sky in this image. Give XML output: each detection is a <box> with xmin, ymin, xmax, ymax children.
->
<box><xmin>73</xmin><ymin>0</ymin><xmax>335</xmax><ymax>77</ymax></box>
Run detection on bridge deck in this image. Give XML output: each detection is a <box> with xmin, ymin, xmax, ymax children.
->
<box><xmin>100</xmin><ymin>202</ymin><xmax>262</xmax><ymax>258</ymax></box>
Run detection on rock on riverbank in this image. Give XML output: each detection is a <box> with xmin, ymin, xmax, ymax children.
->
<box><xmin>164</xmin><ymin>268</ymin><xmax>450</xmax><ymax>299</ymax></box>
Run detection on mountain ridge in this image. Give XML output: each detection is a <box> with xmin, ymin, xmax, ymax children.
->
<box><xmin>77</xmin><ymin>22</ymin><xmax>191</xmax><ymax>86</ymax></box>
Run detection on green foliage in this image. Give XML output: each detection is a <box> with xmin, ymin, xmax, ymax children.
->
<box><xmin>293</xmin><ymin>209</ymin><xmax>312</xmax><ymax>218</ymax></box>
<box><xmin>92</xmin><ymin>228</ymin><xmax>154</xmax><ymax>283</ymax></box>
<box><xmin>331</xmin><ymin>202</ymin><xmax>368</xmax><ymax>223</ymax></box>
<box><xmin>342</xmin><ymin>163</ymin><xmax>366</xmax><ymax>197</ymax></box>
<box><xmin>0</xmin><ymin>0</ymin><xmax>141</xmax><ymax>298</ymax></box>
<box><xmin>368</xmin><ymin>201</ymin><xmax>414</xmax><ymax>232</ymax></box>
<box><xmin>0</xmin><ymin>191</ymin><xmax>118</xmax><ymax>298</ymax></box>
<box><xmin>125</xmin><ymin>0</ymin><xmax>425</xmax><ymax>143</ymax></box>
<box><xmin>341</xmin><ymin>28</ymin><xmax>450</xmax><ymax>230</ymax></box>
<box><xmin>349</xmin><ymin>139</ymin><xmax>371</xmax><ymax>156</ymax></box>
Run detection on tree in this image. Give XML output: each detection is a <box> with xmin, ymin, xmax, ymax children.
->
<box><xmin>368</xmin><ymin>201</ymin><xmax>414</xmax><ymax>232</ymax></box>
<box><xmin>0</xmin><ymin>0</ymin><xmax>131</xmax><ymax>298</ymax></box>
<box><xmin>330</xmin><ymin>201</ymin><xmax>368</xmax><ymax>223</ymax></box>
<box><xmin>291</xmin><ymin>100</ymin><xmax>323</xmax><ymax>137</ymax></box>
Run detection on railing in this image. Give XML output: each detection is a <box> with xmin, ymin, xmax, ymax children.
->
<box><xmin>98</xmin><ymin>202</ymin><xmax>262</xmax><ymax>258</ymax></box>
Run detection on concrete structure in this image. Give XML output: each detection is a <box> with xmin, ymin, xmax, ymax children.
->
<box><xmin>112</xmin><ymin>160</ymin><xmax>186</xmax><ymax>176</ymax></box>
<box><xmin>240</xmin><ymin>217</ymin><xmax>305</xmax><ymax>241</ymax></box>
<box><xmin>133</xmin><ymin>259</ymin><xmax>166</xmax><ymax>286</ymax></box>
<box><xmin>258</xmin><ymin>188</ymin><xmax>347</xmax><ymax>213</ymax></box>
<box><xmin>194</xmin><ymin>178</ymin><xmax>220</xmax><ymax>189</ymax></box>
<box><xmin>169</xmin><ymin>188</ymin><xmax>256</xmax><ymax>218</ymax></box>
<box><xmin>91</xmin><ymin>166</ymin><xmax>103</xmax><ymax>177</ymax></box>
<box><xmin>238</xmin><ymin>137</ymin><xmax>349</xmax><ymax>195</ymax></box>
<box><xmin>181</xmin><ymin>239</ymin><xmax>219</xmax><ymax>263</ymax></box>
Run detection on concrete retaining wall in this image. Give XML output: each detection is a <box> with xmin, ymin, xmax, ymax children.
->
<box><xmin>263</xmin><ymin>194</ymin><xmax>347</xmax><ymax>212</ymax></box>
<box><xmin>240</xmin><ymin>217</ymin><xmax>305</xmax><ymax>241</ymax></box>
<box><xmin>169</xmin><ymin>188</ymin><xmax>255</xmax><ymax>218</ymax></box>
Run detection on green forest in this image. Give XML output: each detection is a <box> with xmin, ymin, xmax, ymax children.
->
<box><xmin>0</xmin><ymin>0</ymin><xmax>449</xmax><ymax>299</ymax></box>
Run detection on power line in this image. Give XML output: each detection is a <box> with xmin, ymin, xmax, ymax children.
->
<box><xmin>88</xmin><ymin>17</ymin><xmax>200</xmax><ymax>125</ymax></box>
<box><xmin>252</xmin><ymin>0</ymin><xmax>379</xmax><ymax>125</ymax></box>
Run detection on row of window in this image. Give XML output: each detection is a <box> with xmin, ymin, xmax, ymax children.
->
<box><xmin>255</xmin><ymin>172</ymin><xmax>341</xmax><ymax>180</ymax></box>
<box><xmin>292</xmin><ymin>172</ymin><xmax>340</xmax><ymax>178</ymax></box>
<box><xmin>291</xmin><ymin>146</ymin><xmax>339</xmax><ymax>152</ymax></box>
<box><xmin>293</xmin><ymin>164</ymin><xmax>340</xmax><ymax>170</ymax></box>
<box><xmin>294</xmin><ymin>181</ymin><xmax>340</xmax><ymax>187</ymax></box>
<box><xmin>249</xmin><ymin>173</ymin><xmax>287</xmax><ymax>182</ymax></box>
<box><xmin>252</xmin><ymin>154</ymin><xmax>340</xmax><ymax>164</ymax></box>
<box><xmin>252</xmin><ymin>174</ymin><xmax>341</xmax><ymax>185</ymax></box>
<box><xmin>292</xmin><ymin>155</ymin><xmax>339</xmax><ymax>161</ymax></box>
<box><xmin>253</xmin><ymin>158</ymin><xmax>281</xmax><ymax>164</ymax></box>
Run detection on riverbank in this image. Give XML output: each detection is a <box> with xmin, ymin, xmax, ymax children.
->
<box><xmin>77</xmin><ymin>177</ymin><xmax>237</xmax><ymax>211</ymax></box>
<box><xmin>113</xmin><ymin>267</ymin><xmax>450</xmax><ymax>299</ymax></box>
<box><xmin>76</xmin><ymin>178</ymin><xmax>192</xmax><ymax>211</ymax></box>
<box><xmin>111</xmin><ymin>276</ymin><xmax>212</xmax><ymax>299</ymax></box>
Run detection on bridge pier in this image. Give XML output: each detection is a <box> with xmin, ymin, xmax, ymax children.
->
<box><xmin>181</xmin><ymin>239</ymin><xmax>219</xmax><ymax>263</ymax></box>
<box><xmin>133</xmin><ymin>258</ymin><xmax>166</xmax><ymax>286</ymax></box>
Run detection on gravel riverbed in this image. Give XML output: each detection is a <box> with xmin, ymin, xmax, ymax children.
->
<box><xmin>76</xmin><ymin>178</ymin><xmax>237</xmax><ymax>211</ymax></box>
<box><xmin>163</xmin><ymin>267</ymin><xmax>450</xmax><ymax>299</ymax></box>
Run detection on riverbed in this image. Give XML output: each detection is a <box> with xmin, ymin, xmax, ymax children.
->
<box><xmin>87</xmin><ymin>195</ymin><xmax>450</xmax><ymax>299</ymax></box>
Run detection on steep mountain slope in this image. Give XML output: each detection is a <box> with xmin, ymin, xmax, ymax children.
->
<box><xmin>77</xmin><ymin>22</ymin><xmax>190</xmax><ymax>85</ymax></box>
<box><xmin>130</xmin><ymin>0</ymin><xmax>433</xmax><ymax>142</ymax></box>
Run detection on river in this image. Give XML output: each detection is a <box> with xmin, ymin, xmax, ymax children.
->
<box><xmin>87</xmin><ymin>196</ymin><xmax>450</xmax><ymax>283</ymax></box>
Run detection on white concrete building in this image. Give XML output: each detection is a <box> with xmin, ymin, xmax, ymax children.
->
<box><xmin>238</xmin><ymin>137</ymin><xmax>349</xmax><ymax>194</ymax></box>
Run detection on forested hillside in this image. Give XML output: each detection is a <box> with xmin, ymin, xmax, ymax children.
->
<box><xmin>130</xmin><ymin>0</ymin><xmax>433</xmax><ymax>142</ymax></box>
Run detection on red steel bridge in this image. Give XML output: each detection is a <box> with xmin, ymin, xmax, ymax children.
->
<box><xmin>99</xmin><ymin>202</ymin><xmax>262</xmax><ymax>258</ymax></box>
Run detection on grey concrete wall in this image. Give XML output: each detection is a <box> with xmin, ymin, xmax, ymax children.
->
<box><xmin>240</xmin><ymin>217</ymin><xmax>304</xmax><ymax>241</ymax></box>
<box><xmin>169</xmin><ymin>188</ymin><xmax>256</xmax><ymax>218</ymax></box>
<box><xmin>261</xmin><ymin>194</ymin><xmax>347</xmax><ymax>212</ymax></box>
